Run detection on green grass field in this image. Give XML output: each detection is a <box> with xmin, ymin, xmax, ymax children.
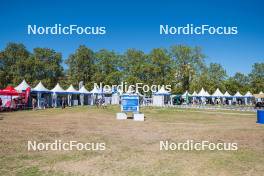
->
<box><xmin>0</xmin><ymin>106</ymin><xmax>263</xmax><ymax>176</ymax></box>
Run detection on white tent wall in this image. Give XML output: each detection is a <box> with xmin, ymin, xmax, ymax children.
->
<box><xmin>153</xmin><ymin>95</ymin><xmax>163</xmax><ymax>106</ymax></box>
<box><xmin>111</xmin><ymin>94</ymin><xmax>120</xmax><ymax>104</ymax></box>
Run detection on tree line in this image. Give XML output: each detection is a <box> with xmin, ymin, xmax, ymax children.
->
<box><xmin>0</xmin><ymin>43</ymin><xmax>263</xmax><ymax>95</ymax></box>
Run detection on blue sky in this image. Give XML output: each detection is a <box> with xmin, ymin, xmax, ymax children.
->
<box><xmin>1</xmin><ymin>0</ymin><xmax>263</xmax><ymax>76</ymax></box>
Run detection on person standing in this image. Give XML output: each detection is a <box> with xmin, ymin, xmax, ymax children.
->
<box><xmin>32</xmin><ymin>98</ymin><xmax>37</xmax><ymax>110</ymax></box>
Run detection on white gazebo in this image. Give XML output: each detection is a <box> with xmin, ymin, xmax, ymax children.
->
<box><xmin>90</xmin><ymin>85</ymin><xmax>103</xmax><ymax>105</ymax></box>
<box><xmin>197</xmin><ymin>88</ymin><xmax>209</xmax><ymax>104</ymax></box>
<box><xmin>223</xmin><ymin>91</ymin><xmax>232</xmax><ymax>105</ymax></box>
<box><xmin>51</xmin><ymin>83</ymin><xmax>66</xmax><ymax>107</ymax></box>
<box><xmin>244</xmin><ymin>91</ymin><xmax>253</xmax><ymax>105</ymax></box>
<box><xmin>211</xmin><ymin>88</ymin><xmax>223</xmax><ymax>104</ymax></box>
<box><xmin>32</xmin><ymin>81</ymin><xmax>51</xmax><ymax>108</ymax></box>
<box><xmin>15</xmin><ymin>80</ymin><xmax>30</xmax><ymax>92</ymax></box>
<box><xmin>66</xmin><ymin>85</ymin><xmax>79</xmax><ymax>106</ymax></box>
<box><xmin>152</xmin><ymin>87</ymin><xmax>171</xmax><ymax>106</ymax></box>
<box><xmin>79</xmin><ymin>86</ymin><xmax>91</xmax><ymax>106</ymax></box>
<box><xmin>233</xmin><ymin>91</ymin><xmax>243</xmax><ymax>104</ymax></box>
<box><xmin>190</xmin><ymin>91</ymin><xmax>198</xmax><ymax>103</ymax></box>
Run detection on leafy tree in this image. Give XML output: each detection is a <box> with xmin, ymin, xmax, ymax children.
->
<box><xmin>31</xmin><ymin>48</ymin><xmax>64</xmax><ymax>89</ymax></box>
<box><xmin>249</xmin><ymin>63</ymin><xmax>264</xmax><ymax>93</ymax></box>
<box><xmin>170</xmin><ymin>45</ymin><xmax>205</xmax><ymax>93</ymax></box>
<box><xmin>225</xmin><ymin>72</ymin><xmax>250</xmax><ymax>94</ymax></box>
<box><xmin>94</xmin><ymin>49</ymin><xmax>122</xmax><ymax>85</ymax></box>
<box><xmin>122</xmin><ymin>49</ymin><xmax>149</xmax><ymax>85</ymax></box>
<box><xmin>0</xmin><ymin>43</ymin><xmax>31</xmax><ymax>87</ymax></box>
<box><xmin>66</xmin><ymin>45</ymin><xmax>95</xmax><ymax>88</ymax></box>
<box><xmin>148</xmin><ymin>48</ymin><xmax>173</xmax><ymax>86</ymax></box>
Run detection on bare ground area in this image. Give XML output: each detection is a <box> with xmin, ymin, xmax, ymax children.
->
<box><xmin>0</xmin><ymin>106</ymin><xmax>263</xmax><ymax>176</ymax></box>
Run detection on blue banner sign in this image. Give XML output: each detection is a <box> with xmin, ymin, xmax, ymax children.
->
<box><xmin>121</xmin><ymin>95</ymin><xmax>139</xmax><ymax>112</ymax></box>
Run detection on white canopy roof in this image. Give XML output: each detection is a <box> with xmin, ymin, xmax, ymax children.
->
<box><xmin>15</xmin><ymin>79</ymin><xmax>30</xmax><ymax>91</ymax></box>
<box><xmin>198</xmin><ymin>88</ymin><xmax>208</xmax><ymax>97</ymax></box>
<box><xmin>51</xmin><ymin>83</ymin><xmax>65</xmax><ymax>94</ymax></box>
<box><xmin>223</xmin><ymin>91</ymin><xmax>231</xmax><ymax>97</ymax></box>
<box><xmin>244</xmin><ymin>91</ymin><xmax>253</xmax><ymax>97</ymax></box>
<box><xmin>212</xmin><ymin>88</ymin><xmax>224</xmax><ymax>97</ymax></box>
<box><xmin>66</xmin><ymin>85</ymin><xmax>79</xmax><ymax>94</ymax></box>
<box><xmin>32</xmin><ymin>81</ymin><xmax>50</xmax><ymax>92</ymax></box>
<box><xmin>79</xmin><ymin>86</ymin><xmax>90</xmax><ymax>94</ymax></box>
<box><xmin>182</xmin><ymin>91</ymin><xmax>189</xmax><ymax>97</ymax></box>
<box><xmin>205</xmin><ymin>91</ymin><xmax>211</xmax><ymax>97</ymax></box>
<box><xmin>259</xmin><ymin>91</ymin><xmax>263</xmax><ymax>94</ymax></box>
<box><xmin>154</xmin><ymin>87</ymin><xmax>171</xmax><ymax>95</ymax></box>
<box><xmin>234</xmin><ymin>91</ymin><xmax>243</xmax><ymax>97</ymax></box>
<box><xmin>90</xmin><ymin>85</ymin><xmax>103</xmax><ymax>94</ymax></box>
<box><xmin>191</xmin><ymin>91</ymin><xmax>198</xmax><ymax>96</ymax></box>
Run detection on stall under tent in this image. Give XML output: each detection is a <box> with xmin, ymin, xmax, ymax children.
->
<box><xmin>211</xmin><ymin>88</ymin><xmax>224</xmax><ymax>104</ymax></box>
<box><xmin>51</xmin><ymin>83</ymin><xmax>66</xmax><ymax>107</ymax></box>
<box><xmin>66</xmin><ymin>85</ymin><xmax>80</xmax><ymax>106</ymax></box>
<box><xmin>197</xmin><ymin>88</ymin><xmax>209</xmax><ymax>104</ymax></box>
<box><xmin>190</xmin><ymin>91</ymin><xmax>198</xmax><ymax>104</ymax></box>
<box><xmin>223</xmin><ymin>91</ymin><xmax>232</xmax><ymax>105</ymax></box>
<box><xmin>90</xmin><ymin>85</ymin><xmax>103</xmax><ymax>105</ymax></box>
<box><xmin>152</xmin><ymin>87</ymin><xmax>171</xmax><ymax>106</ymax></box>
<box><xmin>244</xmin><ymin>91</ymin><xmax>253</xmax><ymax>105</ymax></box>
<box><xmin>79</xmin><ymin>86</ymin><xmax>91</xmax><ymax>105</ymax></box>
<box><xmin>32</xmin><ymin>81</ymin><xmax>51</xmax><ymax>109</ymax></box>
<box><xmin>233</xmin><ymin>91</ymin><xmax>243</xmax><ymax>104</ymax></box>
<box><xmin>181</xmin><ymin>91</ymin><xmax>190</xmax><ymax>104</ymax></box>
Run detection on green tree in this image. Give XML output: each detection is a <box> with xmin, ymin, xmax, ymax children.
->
<box><xmin>170</xmin><ymin>45</ymin><xmax>206</xmax><ymax>93</ymax></box>
<box><xmin>31</xmin><ymin>48</ymin><xmax>64</xmax><ymax>89</ymax></box>
<box><xmin>94</xmin><ymin>49</ymin><xmax>122</xmax><ymax>85</ymax></box>
<box><xmin>0</xmin><ymin>43</ymin><xmax>31</xmax><ymax>87</ymax></box>
<box><xmin>66</xmin><ymin>45</ymin><xmax>95</xmax><ymax>88</ymax></box>
<box><xmin>249</xmin><ymin>63</ymin><xmax>264</xmax><ymax>93</ymax></box>
<box><xmin>122</xmin><ymin>49</ymin><xmax>149</xmax><ymax>85</ymax></box>
<box><xmin>148</xmin><ymin>48</ymin><xmax>173</xmax><ymax>86</ymax></box>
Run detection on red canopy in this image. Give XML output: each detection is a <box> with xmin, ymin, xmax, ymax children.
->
<box><xmin>0</xmin><ymin>86</ymin><xmax>24</xmax><ymax>96</ymax></box>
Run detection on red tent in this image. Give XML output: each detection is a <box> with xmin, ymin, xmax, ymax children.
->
<box><xmin>0</xmin><ymin>86</ymin><xmax>22</xmax><ymax>96</ymax></box>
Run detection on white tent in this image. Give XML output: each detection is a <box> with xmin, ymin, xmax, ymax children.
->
<box><xmin>233</xmin><ymin>91</ymin><xmax>243</xmax><ymax>104</ymax></box>
<box><xmin>205</xmin><ymin>91</ymin><xmax>211</xmax><ymax>97</ymax></box>
<box><xmin>154</xmin><ymin>86</ymin><xmax>171</xmax><ymax>95</ymax></box>
<box><xmin>244</xmin><ymin>91</ymin><xmax>253</xmax><ymax>105</ymax></box>
<box><xmin>32</xmin><ymin>81</ymin><xmax>50</xmax><ymax>109</ymax></box>
<box><xmin>223</xmin><ymin>91</ymin><xmax>231</xmax><ymax>97</ymax></box>
<box><xmin>182</xmin><ymin>91</ymin><xmax>189</xmax><ymax>97</ymax></box>
<box><xmin>79</xmin><ymin>86</ymin><xmax>90</xmax><ymax>94</ymax></box>
<box><xmin>51</xmin><ymin>83</ymin><xmax>65</xmax><ymax>107</ymax></box>
<box><xmin>153</xmin><ymin>87</ymin><xmax>171</xmax><ymax>106</ymax></box>
<box><xmin>191</xmin><ymin>91</ymin><xmax>198</xmax><ymax>96</ymax></box>
<box><xmin>197</xmin><ymin>88</ymin><xmax>207</xmax><ymax>97</ymax></box>
<box><xmin>90</xmin><ymin>85</ymin><xmax>103</xmax><ymax>105</ymax></box>
<box><xmin>15</xmin><ymin>79</ymin><xmax>30</xmax><ymax>92</ymax></box>
<box><xmin>234</xmin><ymin>91</ymin><xmax>243</xmax><ymax>97</ymax></box>
<box><xmin>79</xmin><ymin>86</ymin><xmax>91</xmax><ymax>106</ymax></box>
<box><xmin>66</xmin><ymin>85</ymin><xmax>79</xmax><ymax>106</ymax></box>
<box><xmin>90</xmin><ymin>85</ymin><xmax>102</xmax><ymax>94</ymax></box>
<box><xmin>32</xmin><ymin>81</ymin><xmax>50</xmax><ymax>93</ymax></box>
<box><xmin>212</xmin><ymin>88</ymin><xmax>224</xmax><ymax>97</ymax></box>
<box><xmin>244</xmin><ymin>91</ymin><xmax>253</xmax><ymax>97</ymax></box>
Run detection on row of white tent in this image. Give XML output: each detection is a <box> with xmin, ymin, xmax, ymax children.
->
<box><xmin>15</xmin><ymin>80</ymin><xmax>112</xmax><ymax>94</ymax></box>
<box><xmin>182</xmin><ymin>88</ymin><xmax>258</xmax><ymax>98</ymax></box>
